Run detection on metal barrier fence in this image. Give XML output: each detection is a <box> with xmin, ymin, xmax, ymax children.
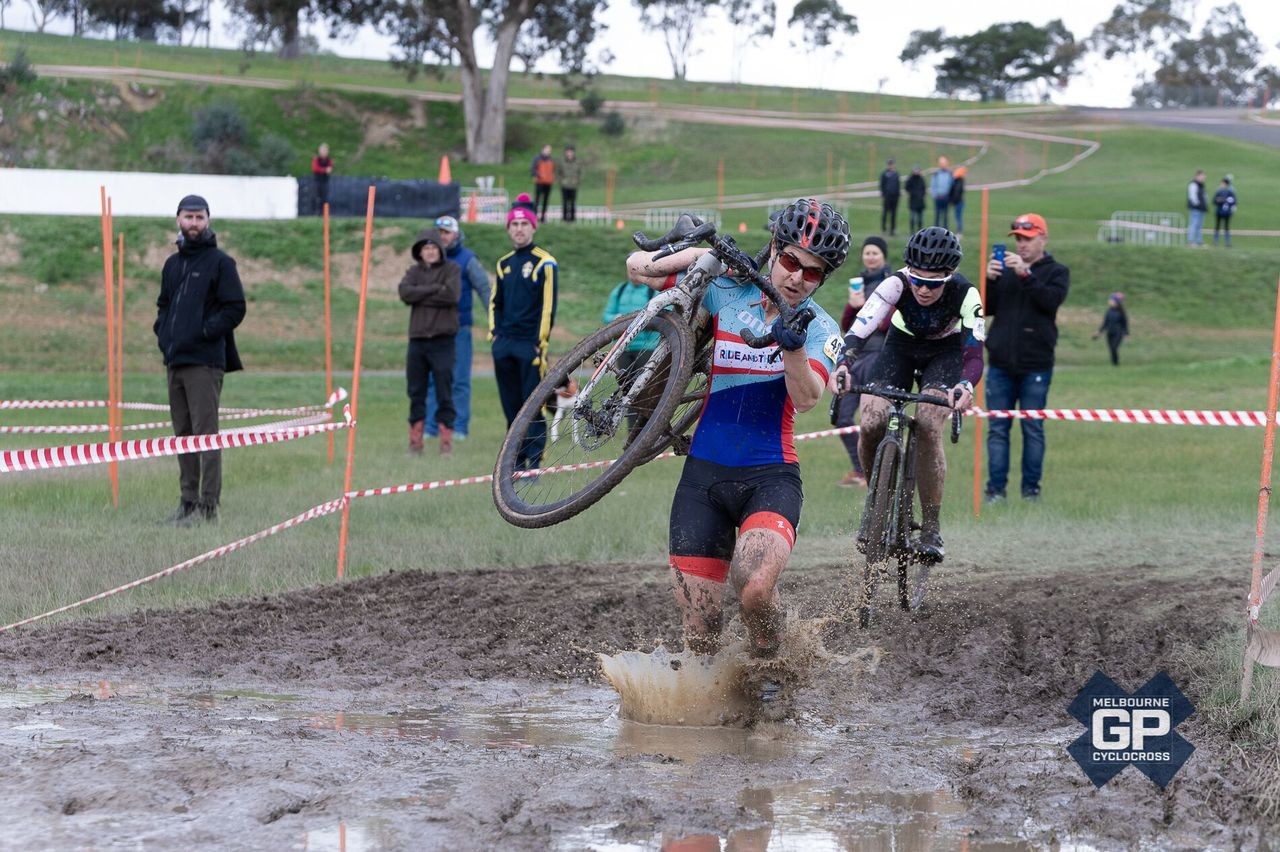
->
<box><xmin>1096</xmin><ymin>211</ymin><xmax>1186</xmax><ymax>246</ymax></box>
<box><xmin>644</xmin><ymin>208</ymin><xmax>722</xmax><ymax>231</ymax></box>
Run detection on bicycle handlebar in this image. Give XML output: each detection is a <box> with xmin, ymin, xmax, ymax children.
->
<box><xmin>632</xmin><ymin>218</ymin><xmax>807</xmax><ymax>351</ymax></box>
<box><xmin>846</xmin><ymin>382</ymin><xmax>966</xmax><ymax>443</ymax></box>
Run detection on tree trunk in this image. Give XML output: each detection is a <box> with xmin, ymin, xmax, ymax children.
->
<box><xmin>277</xmin><ymin>10</ymin><xmax>301</xmax><ymax>59</ymax></box>
<box><xmin>457</xmin><ymin>2</ymin><xmax>531</xmax><ymax>165</ymax></box>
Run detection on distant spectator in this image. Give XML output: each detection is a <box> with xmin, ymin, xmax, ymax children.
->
<box><xmin>878</xmin><ymin>158</ymin><xmax>900</xmax><ymax>236</ymax></box>
<box><xmin>399</xmin><ymin>228</ymin><xmax>461</xmax><ymax>456</ymax></box>
<box><xmin>155</xmin><ymin>194</ymin><xmax>245</xmax><ymax>527</ymax></box>
<box><xmin>425</xmin><ymin>215</ymin><xmax>491</xmax><ymax>443</ymax></box>
<box><xmin>560</xmin><ymin>145</ymin><xmax>582</xmax><ymax>223</ymax></box>
<box><xmin>531</xmin><ymin>144</ymin><xmax>555</xmax><ymax>222</ymax></box>
<box><xmin>491</xmin><ymin>197</ymin><xmax>558</xmax><ymax>471</ymax></box>
<box><xmin>1186</xmin><ymin>169</ymin><xmax>1207</xmax><ymax>246</ymax></box>
<box><xmin>312</xmin><ymin>143</ymin><xmax>334</xmax><ymax>212</ymax></box>
<box><xmin>931</xmin><ymin>156</ymin><xmax>953</xmax><ymax>228</ymax></box>
<box><xmin>1212</xmin><ymin>175</ymin><xmax>1237</xmax><ymax>247</ymax></box>
<box><xmin>905</xmin><ymin>165</ymin><xmax>926</xmax><ymax>232</ymax></box>
<box><xmin>949</xmin><ymin>166</ymin><xmax>967</xmax><ymax>237</ymax></box>
<box><xmin>1093</xmin><ymin>292</ymin><xmax>1128</xmax><ymax>366</ymax></box>
<box><xmin>835</xmin><ymin>235</ymin><xmax>890</xmax><ymax>487</ymax></box>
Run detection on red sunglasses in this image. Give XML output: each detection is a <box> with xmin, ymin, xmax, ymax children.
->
<box><xmin>776</xmin><ymin>250</ymin><xmax>826</xmax><ymax>285</ymax></box>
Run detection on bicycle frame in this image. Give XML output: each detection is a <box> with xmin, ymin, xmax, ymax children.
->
<box><xmin>864</xmin><ymin>397</ymin><xmax>922</xmax><ymax>563</ymax></box>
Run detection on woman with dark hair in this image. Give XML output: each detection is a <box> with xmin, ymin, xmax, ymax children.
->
<box><xmin>1094</xmin><ymin>292</ymin><xmax>1128</xmax><ymax>366</ymax></box>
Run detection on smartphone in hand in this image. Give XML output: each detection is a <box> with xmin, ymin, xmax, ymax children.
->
<box><xmin>992</xmin><ymin>244</ymin><xmax>1006</xmax><ymax>267</ymax></box>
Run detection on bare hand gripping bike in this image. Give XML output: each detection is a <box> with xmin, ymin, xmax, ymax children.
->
<box><xmin>849</xmin><ymin>381</ymin><xmax>962</xmax><ymax>628</ymax></box>
<box><xmin>493</xmin><ymin>217</ymin><xmax>816</xmax><ymax>528</ymax></box>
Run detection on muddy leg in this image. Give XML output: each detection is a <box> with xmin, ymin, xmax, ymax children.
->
<box><xmin>669</xmin><ymin>567</ymin><xmax>725</xmax><ymax>655</ymax></box>
<box><xmin>730</xmin><ymin>529</ymin><xmax>791</xmax><ymax>657</ymax></box>
<box><xmin>857</xmin><ymin>397</ymin><xmax>890</xmax><ymax>484</ymax></box>
<box><xmin>913</xmin><ymin>392</ymin><xmax>950</xmax><ymax>511</ymax></box>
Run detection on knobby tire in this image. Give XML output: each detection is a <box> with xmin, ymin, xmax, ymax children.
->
<box><xmin>859</xmin><ymin>441</ymin><xmax>899</xmax><ymax>628</ymax></box>
<box><xmin>493</xmin><ymin>312</ymin><xmax>693</xmax><ymax>528</ymax></box>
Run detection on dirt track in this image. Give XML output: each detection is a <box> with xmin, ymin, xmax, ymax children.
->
<box><xmin>0</xmin><ymin>556</ymin><xmax>1269</xmax><ymax>849</ymax></box>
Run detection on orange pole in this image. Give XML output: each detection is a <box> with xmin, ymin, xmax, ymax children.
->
<box><xmin>605</xmin><ymin>168</ymin><xmax>616</xmax><ymax>211</ymax></box>
<box><xmin>972</xmin><ymin>188</ymin><xmax>990</xmax><ymax>518</ymax></box>
<box><xmin>100</xmin><ymin>189</ymin><xmax>118</xmax><ymax>508</ymax></box>
<box><xmin>116</xmin><ymin>231</ymin><xmax>126</xmax><ymax>500</ymax></box>
<box><xmin>323</xmin><ymin>202</ymin><xmax>334</xmax><ymax>465</ymax></box>
<box><xmin>1248</xmin><ymin>276</ymin><xmax>1280</xmax><ymax>618</ymax></box>
<box><xmin>336</xmin><ymin>187</ymin><xmax>376</xmax><ymax>579</ymax></box>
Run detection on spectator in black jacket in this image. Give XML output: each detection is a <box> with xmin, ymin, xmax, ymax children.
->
<box><xmin>1212</xmin><ymin>175</ymin><xmax>1237</xmax><ymax>247</ymax></box>
<box><xmin>878</xmin><ymin>159</ymin><xmax>900</xmax><ymax>235</ymax></box>
<box><xmin>154</xmin><ymin>194</ymin><xmax>246</xmax><ymax>526</ymax></box>
<box><xmin>1186</xmin><ymin>169</ymin><xmax>1207</xmax><ymax>246</ymax></box>
<box><xmin>1093</xmin><ymin>292</ymin><xmax>1128</xmax><ymax>366</ymax></box>
<box><xmin>904</xmin><ymin>166</ymin><xmax>926</xmax><ymax>232</ymax></box>
<box><xmin>982</xmin><ymin>213</ymin><xmax>1069</xmax><ymax>503</ymax></box>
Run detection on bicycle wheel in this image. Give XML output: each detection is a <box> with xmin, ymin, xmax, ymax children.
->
<box><xmin>493</xmin><ymin>312</ymin><xmax>693</xmax><ymax>528</ymax></box>
<box><xmin>858</xmin><ymin>441</ymin><xmax>899</xmax><ymax>628</ymax></box>
<box><xmin>639</xmin><ymin>329</ymin><xmax>712</xmax><ymax>462</ymax></box>
<box><xmin>895</xmin><ymin>442</ymin><xmax>932</xmax><ymax>613</ymax></box>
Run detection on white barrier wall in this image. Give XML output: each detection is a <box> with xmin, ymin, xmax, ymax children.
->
<box><xmin>0</xmin><ymin>168</ymin><xmax>299</xmax><ymax>219</ymax></box>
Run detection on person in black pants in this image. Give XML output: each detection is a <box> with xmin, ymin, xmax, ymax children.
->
<box><xmin>905</xmin><ymin>165</ymin><xmax>926</xmax><ymax>232</ymax></box>
<box><xmin>399</xmin><ymin>228</ymin><xmax>461</xmax><ymax>455</ymax></box>
<box><xmin>154</xmin><ymin>194</ymin><xmax>246</xmax><ymax>527</ymax></box>
<box><xmin>1093</xmin><ymin>292</ymin><xmax>1128</xmax><ymax>366</ymax></box>
<box><xmin>878</xmin><ymin>159</ymin><xmax>900</xmax><ymax>235</ymax></box>
<box><xmin>490</xmin><ymin>200</ymin><xmax>559</xmax><ymax>470</ymax></box>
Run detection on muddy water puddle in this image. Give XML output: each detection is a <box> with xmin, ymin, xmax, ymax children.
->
<box><xmin>0</xmin><ymin>680</ymin><xmax>1049</xmax><ymax>849</ymax></box>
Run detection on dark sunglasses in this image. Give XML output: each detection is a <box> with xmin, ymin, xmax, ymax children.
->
<box><xmin>1011</xmin><ymin>220</ymin><xmax>1041</xmax><ymax>234</ymax></box>
<box><xmin>776</xmin><ymin>250</ymin><xmax>826</xmax><ymax>285</ymax></box>
<box><xmin>906</xmin><ymin>272</ymin><xmax>952</xmax><ymax>290</ymax></box>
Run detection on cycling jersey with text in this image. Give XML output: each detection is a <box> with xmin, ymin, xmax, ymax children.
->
<box><xmin>686</xmin><ymin>276</ymin><xmax>841</xmax><ymax>467</ymax></box>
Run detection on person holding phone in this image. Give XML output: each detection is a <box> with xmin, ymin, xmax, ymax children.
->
<box><xmin>982</xmin><ymin>213</ymin><xmax>1070</xmax><ymax>503</ymax></box>
<box><xmin>834</xmin><ymin>236</ymin><xmax>890</xmax><ymax>487</ymax></box>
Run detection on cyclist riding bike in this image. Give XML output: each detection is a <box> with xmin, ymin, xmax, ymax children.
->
<box><xmin>833</xmin><ymin>226</ymin><xmax>984</xmax><ymax>562</ymax></box>
<box><xmin>626</xmin><ymin>199</ymin><xmax>849</xmax><ymax>662</ymax></box>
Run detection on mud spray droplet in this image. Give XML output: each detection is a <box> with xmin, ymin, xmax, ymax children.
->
<box><xmin>599</xmin><ymin>617</ymin><xmax>882</xmax><ymax>727</ymax></box>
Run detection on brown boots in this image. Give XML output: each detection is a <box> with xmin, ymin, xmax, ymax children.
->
<box><xmin>408</xmin><ymin>420</ymin><xmax>425</xmax><ymax>454</ymax></box>
<box><xmin>439</xmin><ymin>424</ymin><xmax>453</xmax><ymax>456</ymax></box>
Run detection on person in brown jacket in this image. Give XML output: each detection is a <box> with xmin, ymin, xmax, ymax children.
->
<box><xmin>399</xmin><ymin>228</ymin><xmax>461</xmax><ymax>455</ymax></box>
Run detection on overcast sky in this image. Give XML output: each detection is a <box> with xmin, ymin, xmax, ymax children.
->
<box><xmin>8</xmin><ymin>0</ymin><xmax>1280</xmax><ymax>108</ymax></box>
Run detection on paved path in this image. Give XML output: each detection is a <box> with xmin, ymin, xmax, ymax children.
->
<box><xmin>1077</xmin><ymin>107</ymin><xmax>1280</xmax><ymax>148</ymax></box>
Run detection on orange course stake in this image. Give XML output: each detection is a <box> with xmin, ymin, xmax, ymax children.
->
<box><xmin>99</xmin><ymin>188</ymin><xmax>119</xmax><ymax>508</ymax></box>
<box><xmin>336</xmin><ymin>187</ymin><xmax>377</xmax><ymax>580</ymax></box>
<box><xmin>116</xmin><ymin>232</ymin><xmax>125</xmax><ymax>469</ymax></box>
<box><xmin>972</xmin><ymin>188</ymin><xmax>990</xmax><ymax>518</ymax></box>
<box><xmin>323</xmin><ymin>202</ymin><xmax>335</xmax><ymax>465</ymax></box>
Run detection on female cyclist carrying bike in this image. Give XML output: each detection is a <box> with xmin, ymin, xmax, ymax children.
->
<box><xmin>834</xmin><ymin>226</ymin><xmax>984</xmax><ymax>562</ymax></box>
<box><xmin>626</xmin><ymin>199</ymin><xmax>849</xmax><ymax>666</ymax></box>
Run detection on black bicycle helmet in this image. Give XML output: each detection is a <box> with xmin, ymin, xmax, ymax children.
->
<box><xmin>903</xmin><ymin>226</ymin><xmax>963</xmax><ymax>272</ymax></box>
<box><xmin>771</xmin><ymin>198</ymin><xmax>851</xmax><ymax>272</ymax></box>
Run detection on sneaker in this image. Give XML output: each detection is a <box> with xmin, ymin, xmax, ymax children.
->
<box><xmin>162</xmin><ymin>500</ymin><xmax>198</xmax><ymax>526</ymax></box>
<box><xmin>913</xmin><ymin>530</ymin><xmax>945</xmax><ymax>564</ymax></box>
<box><xmin>1022</xmin><ymin>487</ymin><xmax>1041</xmax><ymax>502</ymax></box>
<box><xmin>984</xmin><ymin>490</ymin><xmax>1006</xmax><ymax>505</ymax></box>
<box><xmin>839</xmin><ymin>470</ymin><xmax>868</xmax><ymax>488</ymax></box>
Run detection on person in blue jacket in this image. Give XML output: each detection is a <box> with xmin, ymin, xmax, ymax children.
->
<box><xmin>425</xmin><ymin>215</ymin><xmax>491</xmax><ymax>442</ymax></box>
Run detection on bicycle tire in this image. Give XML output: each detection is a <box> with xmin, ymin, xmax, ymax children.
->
<box><xmin>895</xmin><ymin>445</ymin><xmax>918</xmax><ymax>611</ymax></box>
<box><xmin>639</xmin><ymin>330</ymin><xmax>712</xmax><ymax>462</ymax></box>
<box><xmin>493</xmin><ymin>312</ymin><xmax>693</xmax><ymax>528</ymax></box>
<box><xmin>858</xmin><ymin>441</ymin><xmax>899</xmax><ymax>628</ymax></box>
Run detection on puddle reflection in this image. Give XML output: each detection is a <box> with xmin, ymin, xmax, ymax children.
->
<box><xmin>301</xmin><ymin>819</ymin><xmax>389</xmax><ymax>851</ymax></box>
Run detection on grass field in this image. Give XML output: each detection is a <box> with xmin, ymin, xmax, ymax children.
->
<box><xmin>4</xmin><ymin>35</ymin><xmax>1280</xmax><ymax>773</ymax></box>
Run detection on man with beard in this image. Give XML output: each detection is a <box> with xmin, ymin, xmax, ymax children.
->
<box><xmin>154</xmin><ymin>194</ymin><xmax>245</xmax><ymax>527</ymax></box>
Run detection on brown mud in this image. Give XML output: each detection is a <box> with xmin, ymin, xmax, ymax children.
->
<box><xmin>0</xmin><ymin>559</ymin><xmax>1269</xmax><ymax>849</ymax></box>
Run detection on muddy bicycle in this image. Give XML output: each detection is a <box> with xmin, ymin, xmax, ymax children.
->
<box><xmin>492</xmin><ymin>217</ymin><xmax>813</xmax><ymax>528</ymax></box>
<box><xmin>848</xmin><ymin>381</ymin><xmax>962</xmax><ymax>628</ymax></box>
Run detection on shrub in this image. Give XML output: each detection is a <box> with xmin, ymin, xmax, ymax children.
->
<box><xmin>601</xmin><ymin>110</ymin><xmax>626</xmax><ymax>137</ymax></box>
<box><xmin>579</xmin><ymin>89</ymin><xmax>604</xmax><ymax>118</ymax></box>
<box><xmin>192</xmin><ymin>101</ymin><xmax>248</xmax><ymax>152</ymax></box>
<box><xmin>0</xmin><ymin>46</ymin><xmax>37</xmax><ymax>91</ymax></box>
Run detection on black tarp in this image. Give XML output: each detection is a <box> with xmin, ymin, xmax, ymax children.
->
<box><xmin>299</xmin><ymin>176</ymin><xmax>461</xmax><ymax>219</ymax></box>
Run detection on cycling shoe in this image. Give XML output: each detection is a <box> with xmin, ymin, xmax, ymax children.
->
<box><xmin>912</xmin><ymin>531</ymin><xmax>945</xmax><ymax>564</ymax></box>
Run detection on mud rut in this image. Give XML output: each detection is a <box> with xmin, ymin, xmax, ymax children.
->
<box><xmin>0</xmin><ymin>558</ymin><xmax>1268</xmax><ymax>849</ymax></box>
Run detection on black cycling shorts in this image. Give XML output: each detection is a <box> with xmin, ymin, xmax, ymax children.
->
<box><xmin>868</xmin><ymin>328</ymin><xmax>963</xmax><ymax>392</ymax></box>
<box><xmin>669</xmin><ymin>456</ymin><xmax>803</xmax><ymax>583</ymax></box>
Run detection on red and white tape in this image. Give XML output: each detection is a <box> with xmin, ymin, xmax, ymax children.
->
<box><xmin>0</xmin><ymin>405</ymin><xmax>352</xmax><ymax>474</ymax></box>
<box><xmin>0</xmin><ymin>497</ymin><xmax>349</xmax><ymax>633</ymax></box>
<box><xmin>971</xmin><ymin>407</ymin><xmax>1275</xmax><ymax>426</ymax></box>
<box><xmin>0</xmin><ymin>388</ymin><xmax>348</xmax><ymax>418</ymax></box>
